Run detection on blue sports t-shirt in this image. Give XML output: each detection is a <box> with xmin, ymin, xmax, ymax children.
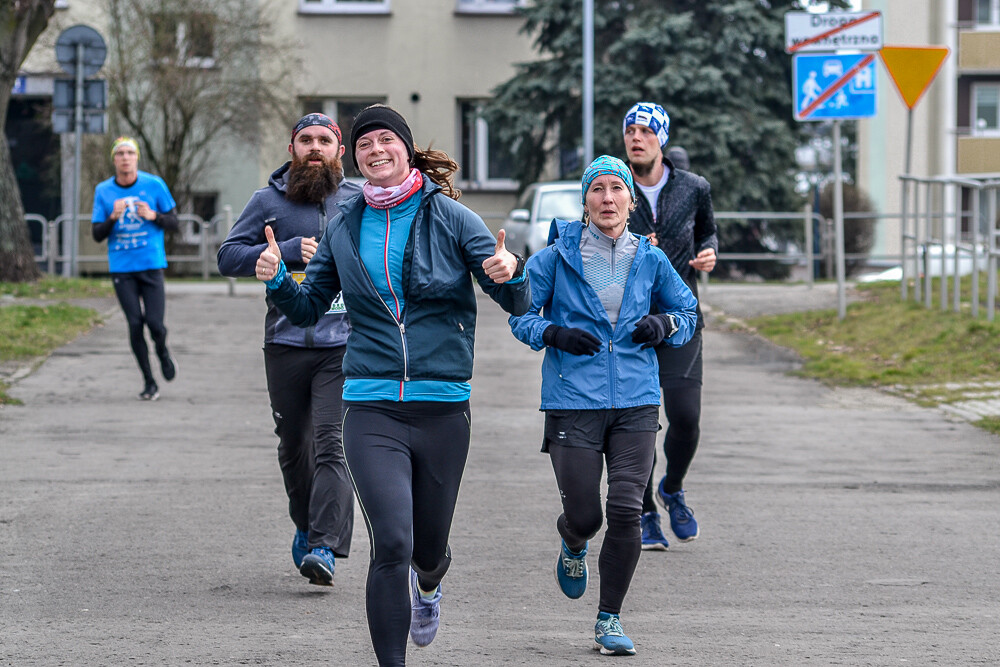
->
<box><xmin>91</xmin><ymin>171</ymin><xmax>176</xmax><ymax>273</ymax></box>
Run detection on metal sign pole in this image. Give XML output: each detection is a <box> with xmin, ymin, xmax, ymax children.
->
<box><xmin>833</xmin><ymin>119</ymin><xmax>846</xmax><ymax>320</ymax></box>
<box><xmin>70</xmin><ymin>42</ymin><xmax>85</xmax><ymax>278</ymax></box>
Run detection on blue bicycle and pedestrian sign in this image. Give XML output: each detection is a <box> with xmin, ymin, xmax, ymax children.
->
<box><xmin>793</xmin><ymin>52</ymin><xmax>877</xmax><ymax>121</ymax></box>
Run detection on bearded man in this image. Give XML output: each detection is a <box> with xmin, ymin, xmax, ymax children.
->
<box><xmin>218</xmin><ymin>113</ymin><xmax>361</xmax><ymax>586</ymax></box>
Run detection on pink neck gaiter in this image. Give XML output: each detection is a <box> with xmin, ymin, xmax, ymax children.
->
<box><xmin>363</xmin><ymin>168</ymin><xmax>423</xmax><ymax>210</ymax></box>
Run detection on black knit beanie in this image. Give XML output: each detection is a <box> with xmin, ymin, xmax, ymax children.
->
<box><xmin>350</xmin><ymin>104</ymin><xmax>414</xmax><ymax>170</ymax></box>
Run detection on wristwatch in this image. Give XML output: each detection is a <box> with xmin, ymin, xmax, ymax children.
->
<box><xmin>513</xmin><ymin>253</ymin><xmax>526</xmax><ymax>279</ymax></box>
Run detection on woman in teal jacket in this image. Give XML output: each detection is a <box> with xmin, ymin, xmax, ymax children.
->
<box><xmin>256</xmin><ymin>105</ymin><xmax>529</xmax><ymax>667</ymax></box>
<box><xmin>509</xmin><ymin>155</ymin><xmax>696</xmax><ymax>657</ymax></box>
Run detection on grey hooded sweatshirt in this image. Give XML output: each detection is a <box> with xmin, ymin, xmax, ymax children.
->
<box><xmin>217</xmin><ymin>162</ymin><xmax>362</xmax><ymax>347</ymax></box>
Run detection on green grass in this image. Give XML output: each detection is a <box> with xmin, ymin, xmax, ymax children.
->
<box><xmin>0</xmin><ymin>276</ymin><xmax>113</xmax><ymax>299</ymax></box>
<box><xmin>745</xmin><ymin>278</ymin><xmax>1000</xmax><ymax>433</ymax></box>
<box><xmin>0</xmin><ymin>277</ymin><xmax>109</xmax><ymax>405</ymax></box>
<box><xmin>746</xmin><ymin>280</ymin><xmax>1000</xmax><ymax>388</ymax></box>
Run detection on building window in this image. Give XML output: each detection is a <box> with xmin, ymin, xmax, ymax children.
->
<box><xmin>300</xmin><ymin>97</ymin><xmax>385</xmax><ymax>178</ymax></box>
<box><xmin>152</xmin><ymin>12</ymin><xmax>215</xmax><ymax>68</ymax></box>
<box><xmin>973</xmin><ymin>84</ymin><xmax>1000</xmax><ymax>134</ymax></box>
<box><xmin>299</xmin><ymin>0</ymin><xmax>390</xmax><ymax>15</ymax></box>
<box><xmin>458</xmin><ymin>100</ymin><xmax>516</xmax><ymax>189</ymax></box>
<box><xmin>455</xmin><ymin>0</ymin><xmax>524</xmax><ymax>14</ymax></box>
<box><xmin>976</xmin><ymin>0</ymin><xmax>1000</xmax><ymax>26</ymax></box>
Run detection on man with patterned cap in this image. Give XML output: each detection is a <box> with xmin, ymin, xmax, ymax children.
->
<box><xmin>92</xmin><ymin>136</ymin><xmax>180</xmax><ymax>402</ymax></box>
<box><xmin>621</xmin><ymin>102</ymin><xmax>718</xmax><ymax>552</ymax></box>
<box><xmin>218</xmin><ymin>113</ymin><xmax>360</xmax><ymax>586</ymax></box>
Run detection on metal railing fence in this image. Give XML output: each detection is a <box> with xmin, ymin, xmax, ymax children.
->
<box><xmin>899</xmin><ymin>173</ymin><xmax>1000</xmax><ymax>320</ymax></box>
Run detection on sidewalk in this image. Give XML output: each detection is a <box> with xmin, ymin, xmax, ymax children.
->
<box><xmin>1</xmin><ymin>282</ymin><xmax>999</xmax><ymax>665</ymax></box>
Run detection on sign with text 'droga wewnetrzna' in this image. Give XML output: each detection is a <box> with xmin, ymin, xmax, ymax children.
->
<box><xmin>785</xmin><ymin>11</ymin><xmax>883</xmax><ymax>54</ymax></box>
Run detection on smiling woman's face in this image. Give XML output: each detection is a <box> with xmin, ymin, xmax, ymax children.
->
<box><xmin>355</xmin><ymin>129</ymin><xmax>410</xmax><ymax>188</ymax></box>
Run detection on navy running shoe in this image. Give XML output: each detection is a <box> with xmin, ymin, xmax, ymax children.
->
<box><xmin>593</xmin><ymin>611</ymin><xmax>636</xmax><ymax>656</ymax></box>
<box><xmin>657</xmin><ymin>479</ymin><xmax>699</xmax><ymax>542</ymax></box>
<box><xmin>299</xmin><ymin>547</ymin><xmax>335</xmax><ymax>586</ymax></box>
<box><xmin>640</xmin><ymin>511</ymin><xmax>669</xmax><ymax>551</ymax></box>
<box><xmin>158</xmin><ymin>349</ymin><xmax>177</xmax><ymax>382</ymax></box>
<box><xmin>292</xmin><ymin>529</ymin><xmax>309</xmax><ymax>569</ymax></box>
<box><xmin>554</xmin><ymin>540</ymin><xmax>588</xmax><ymax>599</ymax></box>
<box><xmin>409</xmin><ymin>568</ymin><xmax>442</xmax><ymax>647</ymax></box>
<box><xmin>138</xmin><ymin>381</ymin><xmax>159</xmax><ymax>401</ymax></box>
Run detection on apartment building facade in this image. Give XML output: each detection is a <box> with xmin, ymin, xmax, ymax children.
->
<box><xmin>13</xmin><ymin>0</ymin><xmax>539</xmax><ymax>271</ymax></box>
<box><xmin>857</xmin><ymin>0</ymin><xmax>1000</xmax><ymax>254</ymax></box>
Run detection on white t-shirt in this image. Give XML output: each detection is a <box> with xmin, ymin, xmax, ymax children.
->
<box><xmin>635</xmin><ymin>166</ymin><xmax>670</xmax><ymax>224</ymax></box>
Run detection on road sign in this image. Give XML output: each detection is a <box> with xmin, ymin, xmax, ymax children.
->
<box><xmin>879</xmin><ymin>46</ymin><xmax>949</xmax><ymax>110</ymax></box>
<box><xmin>53</xmin><ymin>78</ymin><xmax>106</xmax><ymax>110</ymax></box>
<box><xmin>785</xmin><ymin>11</ymin><xmax>882</xmax><ymax>53</ymax></box>
<box><xmin>793</xmin><ymin>53</ymin><xmax>877</xmax><ymax>121</ymax></box>
<box><xmin>51</xmin><ymin>110</ymin><xmax>106</xmax><ymax>135</ymax></box>
<box><xmin>55</xmin><ymin>25</ymin><xmax>106</xmax><ymax>77</ymax></box>
<box><xmin>12</xmin><ymin>76</ymin><xmax>26</xmax><ymax>95</ymax></box>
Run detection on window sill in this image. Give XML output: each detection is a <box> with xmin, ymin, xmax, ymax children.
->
<box><xmin>298</xmin><ymin>6</ymin><xmax>391</xmax><ymax>15</ymax></box>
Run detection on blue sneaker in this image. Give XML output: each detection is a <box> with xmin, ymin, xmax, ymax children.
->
<box><xmin>554</xmin><ymin>540</ymin><xmax>588</xmax><ymax>599</ymax></box>
<box><xmin>640</xmin><ymin>511</ymin><xmax>669</xmax><ymax>551</ymax></box>
<box><xmin>291</xmin><ymin>529</ymin><xmax>309</xmax><ymax>568</ymax></box>
<box><xmin>409</xmin><ymin>568</ymin><xmax>442</xmax><ymax>647</ymax></box>
<box><xmin>593</xmin><ymin>611</ymin><xmax>636</xmax><ymax>656</ymax></box>
<box><xmin>657</xmin><ymin>480</ymin><xmax>699</xmax><ymax>542</ymax></box>
<box><xmin>299</xmin><ymin>547</ymin><xmax>335</xmax><ymax>586</ymax></box>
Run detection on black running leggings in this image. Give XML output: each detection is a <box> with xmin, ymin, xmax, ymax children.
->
<box><xmin>642</xmin><ymin>331</ymin><xmax>703</xmax><ymax>513</ymax></box>
<box><xmin>111</xmin><ymin>269</ymin><xmax>167</xmax><ymax>384</ymax></box>
<box><xmin>549</xmin><ymin>430</ymin><xmax>655</xmax><ymax>615</ymax></box>
<box><xmin>342</xmin><ymin>400</ymin><xmax>471</xmax><ymax>667</ymax></box>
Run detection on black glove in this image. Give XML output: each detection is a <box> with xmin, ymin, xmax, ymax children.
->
<box><xmin>631</xmin><ymin>314</ymin><xmax>678</xmax><ymax>349</ymax></box>
<box><xmin>543</xmin><ymin>325</ymin><xmax>602</xmax><ymax>356</ymax></box>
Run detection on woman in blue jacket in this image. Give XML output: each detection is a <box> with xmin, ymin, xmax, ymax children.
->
<box><xmin>509</xmin><ymin>155</ymin><xmax>697</xmax><ymax>657</ymax></box>
<box><xmin>254</xmin><ymin>104</ymin><xmax>529</xmax><ymax>667</ymax></box>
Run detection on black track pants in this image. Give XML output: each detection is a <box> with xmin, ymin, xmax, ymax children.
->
<box><xmin>549</xmin><ymin>429</ymin><xmax>655</xmax><ymax>615</ymax></box>
<box><xmin>264</xmin><ymin>344</ymin><xmax>353</xmax><ymax>556</ymax></box>
<box><xmin>342</xmin><ymin>400</ymin><xmax>471</xmax><ymax>667</ymax></box>
<box><xmin>643</xmin><ymin>330</ymin><xmax>703</xmax><ymax>513</ymax></box>
<box><xmin>111</xmin><ymin>269</ymin><xmax>167</xmax><ymax>384</ymax></box>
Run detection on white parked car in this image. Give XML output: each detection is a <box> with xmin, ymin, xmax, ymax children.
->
<box><xmin>502</xmin><ymin>181</ymin><xmax>583</xmax><ymax>257</ymax></box>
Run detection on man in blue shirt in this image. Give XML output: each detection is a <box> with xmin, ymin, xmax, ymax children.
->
<box><xmin>92</xmin><ymin>136</ymin><xmax>179</xmax><ymax>401</ymax></box>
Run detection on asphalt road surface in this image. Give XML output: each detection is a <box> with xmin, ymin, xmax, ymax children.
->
<box><xmin>1</xmin><ymin>282</ymin><xmax>998</xmax><ymax>666</ymax></box>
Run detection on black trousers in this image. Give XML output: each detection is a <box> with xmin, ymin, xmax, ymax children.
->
<box><xmin>342</xmin><ymin>400</ymin><xmax>471</xmax><ymax>667</ymax></box>
<box><xmin>111</xmin><ymin>269</ymin><xmax>167</xmax><ymax>384</ymax></box>
<box><xmin>547</xmin><ymin>407</ymin><xmax>657</xmax><ymax>615</ymax></box>
<box><xmin>643</xmin><ymin>330</ymin><xmax>703</xmax><ymax>513</ymax></box>
<box><xmin>264</xmin><ymin>344</ymin><xmax>353</xmax><ymax>557</ymax></box>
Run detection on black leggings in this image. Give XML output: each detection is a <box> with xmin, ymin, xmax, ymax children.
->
<box><xmin>111</xmin><ymin>269</ymin><xmax>167</xmax><ymax>384</ymax></box>
<box><xmin>549</xmin><ymin>429</ymin><xmax>655</xmax><ymax>615</ymax></box>
<box><xmin>342</xmin><ymin>400</ymin><xmax>471</xmax><ymax>667</ymax></box>
<box><xmin>643</xmin><ymin>331</ymin><xmax>703</xmax><ymax>513</ymax></box>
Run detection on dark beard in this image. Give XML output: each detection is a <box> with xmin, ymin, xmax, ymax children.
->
<box><xmin>286</xmin><ymin>153</ymin><xmax>343</xmax><ymax>204</ymax></box>
<box><xmin>631</xmin><ymin>157</ymin><xmax>657</xmax><ymax>179</ymax></box>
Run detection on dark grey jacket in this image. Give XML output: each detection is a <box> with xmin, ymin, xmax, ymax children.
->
<box><xmin>627</xmin><ymin>157</ymin><xmax>717</xmax><ymax>329</ymax></box>
<box><xmin>217</xmin><ymin>162</ymin><xmax>362</xmax><ymax>347</ymax></box>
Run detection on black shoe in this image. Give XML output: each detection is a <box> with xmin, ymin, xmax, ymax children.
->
<box><xmin>158</xmin><ymin>350</ymin><xmax>177</xmax><ymax>382</ymax></box>
<box><xmin>139</xmin><ymin>381</ymin><xmax>159</xmax><ymax>401</ymax></box>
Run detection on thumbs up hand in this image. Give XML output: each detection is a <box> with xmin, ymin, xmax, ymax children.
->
<box><xmin>482</xmin><ymin>229</ymin><xmax>518</xmax><ymax>284</ymax></box>
<box><xmin>256</xmin><ymin>225</ymin><xmax>283</xmax><ymax>282</ymax></box>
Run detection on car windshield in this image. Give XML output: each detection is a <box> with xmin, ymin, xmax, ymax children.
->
<box><xmin>538</xmin><ymin>189</ymin><xmax>582</xmax><ymax>222</ymax></box>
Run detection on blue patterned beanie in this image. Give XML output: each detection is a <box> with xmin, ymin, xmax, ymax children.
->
<box><xmin>581</xmin><ymin>155</ymin><xmax>636</xmax><ymax>205</ymax></box>
<box><xmin>622</xmin><ymin>102</ymin><xmax>670</xmax><ymax>147</ymax></box>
